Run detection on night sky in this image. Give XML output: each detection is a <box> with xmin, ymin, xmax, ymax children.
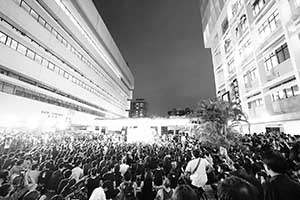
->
<box><xmin>93</xmin><ymin>0</ymin><xmax>215</xmax><ymax>116</ymax></box>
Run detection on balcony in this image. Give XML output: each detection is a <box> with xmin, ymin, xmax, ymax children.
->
<box><xmin>264</xmin><ymin>59</ymin><xmax>293</xmax><ymax>82</ymax></box>
<box><xmin>272</xmin><ymin>95</ymin><xmax>300</xmax><ymax>114</ymax></box>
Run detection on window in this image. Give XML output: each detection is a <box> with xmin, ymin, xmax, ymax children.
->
<box><xmin>286</xmin><ymin>87</ymin><xmax>293</xmax><ymax>98</ymax></box>
<box><xmin>0</xmin><ymin>32</ymin><xmax>7</xmax><ymax>43</ymax></box>
<box><xmin>275</xmin><ymin>43</ymin><xmax>290</xmax><ymax>64</ymax></box>
<box><xmin>34</xmin><ymin>54</ymin><xmax>42</xmax><ymax>64</ymax></box>
<box><xmin>52</xmin><ymin>29</ymin><xmax>58</xmax><ymax>37</ymax></box>
<box><xmin>63</xmin><ymin>71</ymin><xmax>69</xmax><ymax>79</ymax></box>
<box><xmin>17</xmin><ymin>43</ymin><xmax>27</xmax><ymax>55</ymax></box>
<box><xmin>48</xmin><ymin>62</ymin><xmax>55</xmax><ymax>71</ymax></box>
<box><xmin>45</xmin><ymin>23</ymin><xmax>52</xmax><ymax>32</ymax></box>
<box><xmin>72</xmin><ymin>77</ymin><xmax>76</xmax><ymax>83</ymax></box>
<box><xmin>224</xmin><ymin>38</ymin><xmax>232</xmax><ymax>53</ymax></box>
<box><xmin>258</xmin><ymin>10</ymin><xmax>280</xmax><ymax>38</ymax></box>
<box><xmin>252</xmin><ymin>0</ymin><xmax>266</xmax><ymax>16</ymax></box>
<box><xmin>38</xmin><ymin>17</ymin><xmax>46</xmax><ymax>27</ymax></box>
<box><xmin>30</xmin><ymin>9</ymin><xmax>39</xmax><ymax>21</ymax></box>
<box><xmin>2</xmin><ymin>83</ymin><xmax>15</xmax><ymax>94</ymax></box>
<box><xmin>264</xmin><ymin>53</ymin><xmax>277</xmax><ymax>71</ymax></box>
<box><xmin>41</xmin><ymin>58</ymin><xmax>49</xmax><ymax>67</ymax></box>
<box><xmin>10</xmin><ymin>39</ymin><xmax>18</xmax><ymax>50</ymax></box>
<box><xmin>26</xmin><ymin>49</ymin><xmax>35</xmax><ymax>60</ymax></box>
<box><xmin>57</xmin><ymin>34</ymin><xmax>62</xmax><ymax>42</ymax></box>
<box><xmin>292</xmin><ymin>85</ymin><xmax>300</xmax><ymax>95</ymax></box>
<box><xmin>15</xmin><ymin>87</ymin><xmax>24</xmax><ymax>96</ymax></box>
<box><xmin>62</xmin><ymin>39</ymin><xmax>67</xmax><ymax>46</ymax></box>
<box><xmin>5</xmin><ymin>37</ymin><xmax>12</xmax><ymax>46</ymax></box>
<box><xmin>21</xmin><ymin>1</ymin><xmax>31</xmax><ymax>13</ymax></box>
<box><xmin>222</xmin><ymin>18</ymin><xmax>229</xmax><ymax>34</ymax></box>
<box><xmin>228</xmin><ymin>58</ymin><xmax>235</xmax><ymax>73</ymax></box>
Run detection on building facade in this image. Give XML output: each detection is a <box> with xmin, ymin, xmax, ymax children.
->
<box><xmin>0</xmin><ymin>0</ymin><xmax>134</xmax><ymax>130</ymax></box>
<box><xmin>200</xmin><ymin>0</ymin><xmax>300</xmax><ymax>134</ymax></box>
<box><xmin>130</xmin><ymin>98</ymin><xmax>148</xmax><ymax>118</ymax></box>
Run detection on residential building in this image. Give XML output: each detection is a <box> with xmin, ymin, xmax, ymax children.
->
<box><xmin>130</xmin><ymin>98</ymin><xmax>148</xmax><ymax>118</ymax></box>
<box><xmin>0</xmin><ymin>0</ymin><xmax>134</xmax><ymax>129</ymax></box>
<box><xmin>200</xmin><ymin>0</ymin><xmax>300</xmax><ymax>134</ymax></box>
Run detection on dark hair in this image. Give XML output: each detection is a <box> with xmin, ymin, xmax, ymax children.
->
<box><xmin>50</xmin><ymin>194</ymin><xmax>64</xmax><ymax>200</ymax></box>
<box><xmin>218</xmin><ymin>176</ymin><xmax>260</xmax><ymax>200</ymax></box>
<box><xmin>23</xmin><ymin>190</ymin><xmax>40</xmax><ymax>200</ymax></box>
<box><xmin>124</xmin><ymin>169</ymin><xmax>132</xmax><ymax>181</ymax></box>
<box><xmin>0</xmin><ymin>183</ymin><xmax>10</xmax><ymax>197</ymax></box>
<box><xmin>262</xmin><ymin>151</ymin><xmax>288</xmax><ymax>173</ymax></box>
<box><xmin>63</xmin><ymin>169</ymin><xmax>72</xmax><ymax>179</ymax></box>
<box><xmin>192</xmin><ymin>149</ymin><xmax>200</xmax><ymax>158</ymax></box>
<box><xmin>172</xmin><ymin>185</ymin><xmax>198</xmax><ymax>200</ymax></box>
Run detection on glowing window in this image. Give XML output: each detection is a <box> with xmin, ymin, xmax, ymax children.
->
<box><xmin>17</xmin><ymin>43</ymin><xmax>27</xmax><ymax>55</ymax></box>
<box><xmin>10</xmin><ymin>39</ymin><xmax>18</xmax><ymax>50</ymax></box>
<box><xmin>0</xmin><ymin>32</ymin><xmax>7</xmax><ymax>43</ymax></box>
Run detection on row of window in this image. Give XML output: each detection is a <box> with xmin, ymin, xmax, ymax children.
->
<box><xmin>0</xmin><ymin>67</ymin><xmax>114</xmax><ymax>114</ymax></box>
<box><xmin>271</xmin><ymin>85</ymin><xmax>300</xmax><ymax>102</ymax></box>
<box><xmin>244</xmin><ymin>68</ymin><xmax>258</xmax><ymax>87</ymax></box>
<box><xmin>264</xmin><ymin>43</ymin><xmax>290</xmax><ymax>72</ymax></box>
<box><xmin>258</xmin><ymin>9</ymin><xmax>280</xmax><ymax>39</ymax></box>
<box><xmin>231</xmin><ymin>0</ymin><xmax>242</xmax><ymax>18</ymax></box>
<box><xmin>0</xmin><ymin>24</ymin><xmax>124</xmax><ymax>109</ymax></box>
<box><xmin>227</xmin><ymin>57</ymin><xmax>235</xmax><ymax>74</ymax></box>
<box><xmin>252</xmin><ymin>0</ymin><xmax>267</xmax><ymax>16</ymax></box>
<box><xmin>15</xmin><ymin>0</ymin><xmax>128</xmax><ymax>103</ymax></box>
<box><xmin>238</xmin><ymin>38</ymin><xmax>252</xmax><ymax>59</ymax></box>
<box><xmin>0</xmin><ymin>79</ymin><xmax>104</xmax><ymax>117</ymax></box>
<box><xmin>248</xmin><ymin>98</ymin><xmax>263</xmax><ymax>109</ymax></box>
<box><xmin>235</xmin><ymin>14</ymin><xmax>247</xmax><ymax>38</ymax></box>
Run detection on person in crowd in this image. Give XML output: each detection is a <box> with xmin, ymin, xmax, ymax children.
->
<box><xmin>155</xmin><ymin>176</ymin><xmax>173</xmax><ymax>200</ymax></box>
<box><xmin>88</xmin><ymin>181</ymin><xmax>106</xmax><ymax>200</ymax></box>
<box><xmin>138</xmin><ymin>171</ymin><xmax>154</xmax><ymax>200</ymax></box>
<box><xmin>184</xmin><ymin>149</ymin><xmax>213</xmax><ymax>198</ymax></box>
<box><xmin>262</xmin><ymin>150</ymin><xmax>300</xmax><ymax>200</ymax></box>
<box><xmin>217</xmin><ymin>176</ymin><xmax>260</xmax><ymax>200</ymax></box>
<box><xmin>171</xmin><ymin>184</ymin><xmax>198</xmax><ymax>200</ymax></box>
<box><xmin>0</xmin><ymin>130</ymin><xmax>300</xmax><ymax>200</ymax></box>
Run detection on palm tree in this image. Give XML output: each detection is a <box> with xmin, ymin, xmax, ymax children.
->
<box><xmin>193</xmin><ymin>98</ymin><xmax>248</xmax><ymax>147</ymax></box>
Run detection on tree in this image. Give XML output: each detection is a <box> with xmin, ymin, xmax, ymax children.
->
<box><xmin>193</xmin><ymin>98</ymin><xmax>248</xmax><ymax>148</ymax></box>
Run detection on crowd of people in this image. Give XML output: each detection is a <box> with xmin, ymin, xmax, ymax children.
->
<box><xmin>0</xmin><ymin>130</ymin><xmax>300</xmax><ymax>200</ymax></box>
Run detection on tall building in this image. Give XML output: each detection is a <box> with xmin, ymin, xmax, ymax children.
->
<box><xmin>200</xmin><ymin>0</ymin><xmax>300</xmax><ymax>134</ymax></box>
<box><xmin>0</xmin><ymin>0</ymin><xmax>134</xmax><ymax>129</ymax></box>
<box><xmin>130</xmin><ymin>98</ymin><xmax>148</xmax><ymax>118</ymax></box>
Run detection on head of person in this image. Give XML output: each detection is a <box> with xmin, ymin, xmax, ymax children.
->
<box><xmin>262</xmin><ymin>150</ymin><xmax>288</xmax><ymax>176</ymax></box>
<box><xmin>217</xmin><ymin>176</ymin><xmax>260</xmax><ymax>200</ymax></box>
<box><xmin>0</xmin><ymin>183</ymin><xmax>11</xmax><ymax>198</ymax></box>
<box><xmin>23</xmin><ymin>190</ymin><xmax>41</xmax><ymax>200</ymax></box>
<box><xmin>192</xmin><ymin>149</ymin><xmax>200</xmax><ymax>159</ymax></box>
<box><xmin>172</xmin><ymin>185</ymin><xmax>198</xmax><ymax>200</ymax></box>
<box><xmin>124</xmin><ymin>169</ymin><xmax>132</xmax><ymax>182</ymax></box>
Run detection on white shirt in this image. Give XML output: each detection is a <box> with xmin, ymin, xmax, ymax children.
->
<box><xmin>120</xmin><ymin>163</ymin><xmax>129</xmax><ymax>176</ymax></box>
<box><xmin>89</xmin><ymin>187</ymin><xmax>106</xmax><ymax>200</ymax></box>
<box><xmin>185</xmin><ymin>158</ymin><xmax>211</xmax><ymax>188</ymax></box>
<box><xmin>71</xmin><ymin>166</ymin><xmax>84</xmax><ymax>183</ymax></box>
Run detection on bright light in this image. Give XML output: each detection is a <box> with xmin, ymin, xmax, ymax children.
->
<box><xmin>0</xmin><ymin>115</ymin><xmax>20</xmax><ymax>128</ymax></box>
<box><xmin>127</xmin><ymin>126</ymin><xmax>156</xmax><ymax>143</ymax></box>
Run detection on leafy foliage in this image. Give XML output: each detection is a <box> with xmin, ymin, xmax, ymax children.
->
<box><xmin>193</xmin><ymin>98</ymin><xmax>248</xmax><ymax>148</ymax></box>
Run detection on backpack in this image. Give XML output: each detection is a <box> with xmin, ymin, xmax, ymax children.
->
<box><xmin>123</xmin><ymin>182</ymin><xmax>135</xmax><ymax>200</ymax></box>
